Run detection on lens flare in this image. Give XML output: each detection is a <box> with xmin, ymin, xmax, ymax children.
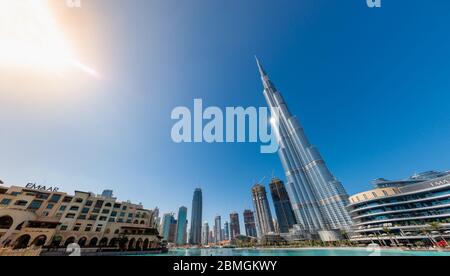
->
<box><xmin>0</xmin><ymin>0</ymin><xmax>99</xmax><ymax>77</ymax></box>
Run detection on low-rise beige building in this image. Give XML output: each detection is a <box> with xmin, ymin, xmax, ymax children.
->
<box><xmin>0</xmin><ymin>182</ymin><xmax>162</xmax><ymax>252</ymax></box>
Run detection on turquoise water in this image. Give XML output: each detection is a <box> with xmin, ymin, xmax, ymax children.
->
<box><xmin>153</xmin><ymin>248</ymin><xmax>450</xmax><ymax>257</ymax></box>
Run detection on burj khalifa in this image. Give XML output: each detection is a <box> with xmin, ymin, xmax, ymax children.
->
<box><xmin>256</xmin><ymin>58</ymin><xmax>353</xmax><ymax>237</ymax></box>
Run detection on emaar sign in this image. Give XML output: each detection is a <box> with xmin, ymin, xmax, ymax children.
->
<box><xmin>25</xmin><ymin>183</ymin><xmax>59</xmax><ymax>192</ymax></box>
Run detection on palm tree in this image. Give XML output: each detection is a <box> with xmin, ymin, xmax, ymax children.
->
<box><xmin>382</xmin><ymin>227</ymin><xmax>400</xmax><ymax>247</ymax></box>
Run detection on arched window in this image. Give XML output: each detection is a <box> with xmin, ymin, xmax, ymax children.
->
<box><xmin>128</xmin><ymin>238</ymin><xmax>136</xmax><ymax>250</ymax></box>
<box><xmin>64</xmin><ymin>237</ymin><xmax>76</xmax><ymax>247</ymax></box>
<box><xmin>15</xmin><ymin>222</ymin><xmax>24</xmax><ymax>230</ymax></box>
<box><xmin>135</xmin><ymin>239</ymin><xmax>143</xmax><ymax>251</ymax></box>
<box><xmin>0</xmin><ymin>216</ymin><xmax>13</xmax><ymax>229</ymax></box>
<box><xmin>114</xmin><ymin>229</ymin><xmax>120</xmax><ymax>234</ymax></box>
<box><xmin>143</xmin><ymin>239</ymin><xmax>149</xmax><ymax>250</ymax></box>
<box><xmin>88</xmin><ymin>237</ymin><xmax>98</xmax><ymax>247</ymax></box>
<box><xmin>31</xmin><ymin>235</ymin><xmax>47</xmax><ymax>247</ymax></box>
<box><xmin>109</xmin><ymin>238</ymin><xmax>119</xmax><ymax>247</ymax></box>
<box><xmin>99</xmin><ymin>237</ymin><xmax>109</xmax><ymax>247</ymax></box>
<box><xmin>14</xmin><ymin>234</ymin><xmax>31</xmax><ymax>249</ymax></box>
<box><xmin>105</xmin><ymin>203</ymin><xmax>112</xmax><ymax>208</ymax></box>
<box><xmin>77</xmin><ymin>237</ymin><xmax>88</xmax><ymax>247</ymax></box>
<box><xmin>51</xmin><ymin>236</ymin><xmax>63</xmax><ymax>247</ymax></box>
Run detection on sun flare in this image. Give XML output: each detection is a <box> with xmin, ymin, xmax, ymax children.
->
<box><xmin>0</xmin><ymin>0</ymin><xmax>99</xmax><ymax>77</ymax></box>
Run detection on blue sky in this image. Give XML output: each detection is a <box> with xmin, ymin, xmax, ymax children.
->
<box><xmin>1</xmin><ymin>0</ymin><xmax>450</xmax><ymax>232</ymax></box>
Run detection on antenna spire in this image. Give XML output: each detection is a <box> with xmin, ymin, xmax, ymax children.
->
<box><xmin>255</xmin><ymin>56</ymin><xmax>267</xmax><ymax>77</ymax></box>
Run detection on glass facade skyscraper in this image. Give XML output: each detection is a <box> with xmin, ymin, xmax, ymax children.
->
<box><xmin>176</xmin><ymin>206</ymin><xmax>188</xmax><ymax>245</ymax></box>
<box><xmin>243</xmin><ymin>209</ymin><xmax>258</xmax><ymax>238</ymax></box>
<box><xmin>214</xmin><ymin>215</ymin><xmax>222</xmax><ymax>243</ymax></box>
<box><xmin>201</xmin><ymin>222</ymin><xmax>209</xmax><ymax>245</ymax></box>
<box><xmin>189</xmin><ymin>188</ymin><xmax>202</xmax><ymax>245</ymax></box>
<box><xmin>229</xmin><ymin>212</ymin><xmax>241</xmax><ymax>239</ymax></box>
<box><xmin>256</xmin><ymin>58</ymin><xmax>353</xmax><ymax>235</ymax></box>
<box><xmin>269</xmin><ymin>178</ymin><xmax>297</xmax><ymax>233</ymax></box>
<box><xmin>161</xmin><ymin>213</ymin><xmax>176</xmax><ymax>241</ymax></box>
<box><xmin>223</xmin><ymin>221</ymin><xmax>230</xmax><ymax>241</ymax></box>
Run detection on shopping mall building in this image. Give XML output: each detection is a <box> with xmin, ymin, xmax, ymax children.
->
<box><xmin>348</xmin><ymin>171</ymin><xmax>450</xmax><ymax>246</ymax></box>
<box><xmin>0</xmin><ymin>182</ymin><xmax>162</xmax><ymax>252</ymax></box>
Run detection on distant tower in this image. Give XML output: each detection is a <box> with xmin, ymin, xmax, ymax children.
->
<box><xmin>101</xmin><ymin>189</ymin><xmax>114</xmax><ymax>198</ymax></box>
<box><xmin>214</xmin><ymin>215</ymin><xmax>222</xmax><ymax>243</ymax></box>
<box><xmin>176</xmin><ymin>206</ymin><xmax>188</xmax><ymax>245</ymax></box>
<box><xmin>256</xmin><ymin>58</ymin><xmax>353</xmax><ymax>235</ymax></box>
<box><xmin>229</xmin><ymin>212</ymin><xmax>241</xmax><ymax>239</ymax></box>
<box><xmin>243</xmin><ymin>209</ymin><xmax>258</xmax><ymax>238</ymax></box>
<box><xmin>161</xmin><ymin>213</ymin><xmax>176</xmax><ymax>241</ymax></box>
<box><xmin>189</xmin><ymin>188</ymin><xmax>203</xmax><ymax>245</ymax></box>
<box><xmin>208</xmin><ymin>230</ymin><xmax>214</xmax><ymax>244</ymax></box>
<box><xmin>223</xmin><ymin>222</ymin><xmax>230</xmax><ymax>241</ymax></box>
<box><xmin>251</xmin><ymin>184</ymin><xmax>275</xmax><ymax>236</ymax></box>
<box><xmin>202</xmin><ymin>222</ymin><xmax>210</xmax><ymax>245</ymax></box>
<box><xmin>269</xmin><ymin>178</ymin><xmax>297</xmax><ymax>233</ymax></box>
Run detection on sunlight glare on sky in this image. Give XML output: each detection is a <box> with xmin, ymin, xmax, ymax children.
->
<box><xmin>0</xmin><ymin>0</ymin><xmax>98</xmax><ymax>78</ymax></box>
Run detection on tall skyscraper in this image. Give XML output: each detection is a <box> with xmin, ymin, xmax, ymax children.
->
<box><xmin>168</xmin><ymin>219</ymin><xmax>178</xmax><ymax>243</ymax></box>
<box><xmin>202</xmin><ymin>222</ymin><xmax>209</xmax><ymax>245</ymax></box>
<box><xmin>243</xmin><ymin>209</ymin><xmax>258</xmax><ymax>238</ymax></box>
<box><xmin>269</xmin><ymin>178</ymin><xmax>297</xmax><ymax>233</ymax></box>
<box><xmin>153</xmin><ymin>207</ymin><xmax>161</xmax><ymax>229</ymax></box>
<box><xmin>214</xmin><ymin>215</ymin><xmax>222</xmax><ymax>243</ymax></box>
<box><xmin>223</xmin><ymin>222</ymin><xmax>230</xmax><ymax>241</ymax></box>
<box><xmin>176</xmin><ymin>206</ymin><xmax>188</xmax><ymax>245</ymax></box>
<box><xmin>256</xmin><ymin>58</ymin><xmax>353</xmax><ymax>236</ymax></box>
<box><xmin>229</xmin><ymin>212</ymin><xmax>241</xmax><ymax>239</ymax></box>
<box><xmin>251</xmin><ymin>184</ymin><xmax>275</xmax><ymax>236</ymax></box>
<box><xmin>189</xmin><ymin>188</ymin><xmax>203</xmax><ymax>245</ymax></box>
<box><xmin>161</xmin><ymin>213</ymin><xmax>176</xmax><ymax>241</ymax></box>
<box><xmin>208</xmin><ymin>230</ymin><xmax>214</xmax><ymax>244</ymax></box>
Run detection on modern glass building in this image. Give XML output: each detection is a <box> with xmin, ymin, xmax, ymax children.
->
<box><xmin>252</xmin><ymin>184</ymin><xmax>275</xmax><ymax>236</ymax></box>
<box><xmin>161</xmin><ymin>213</ymin><xmax>176</xmax><ymax>242</ymax></box>
<box><xmin>229</xmin><ymin>212</ymin><xmax>241</xmax><ymax>239</ymax></box>
<box><xmin>201</xmin><ymin>222</ymin><xmax>209</xmax><ymax>245</ymax></box>
<box><xmin>214</xmin><ymin>215</ymin><xmax>222</xmax><ymax>243</ymax></box>
<box><xmin>257</xmin><ymin>58</ymin><xmax>353</xmax><ymax>238</ymax></box>
<box><xmin>189</xmin><ymin>188</ymin><xmax>202</xmax><ymax>245</ymax></box>
<box><xmin>269</xmin><ymin>178</ymin><xmax>297</xmax><ymax>233</ymax></box>
<box><xmin>348</xmin><ymin>171</ymin><xmax>450</xmax><ymax>246</ymax></box>
<box><xmin>243</xmin><ymin>209</ymin><xmax>258</xmax><ymax>238</ymax></box>
<box><xmin>223</xmin><ymin>221</ymin><xmax>230</xmax><ymax>241</ymax></box>
<box><xmin>175</xmin><ymin>206</ymin><xmax>188</xmax><ymax>245</ymax></box>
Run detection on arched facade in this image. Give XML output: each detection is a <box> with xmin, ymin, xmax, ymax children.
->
<box><xmin>0</xmin><ymin>185</ymin><xmax>162</xmax><ymax>253</ymax></box>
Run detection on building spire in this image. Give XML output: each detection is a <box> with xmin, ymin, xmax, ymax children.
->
<box><xmin>255</xmin><ymin>56</ymin><xmax>267</xmax><ymax>77</ymax></box>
